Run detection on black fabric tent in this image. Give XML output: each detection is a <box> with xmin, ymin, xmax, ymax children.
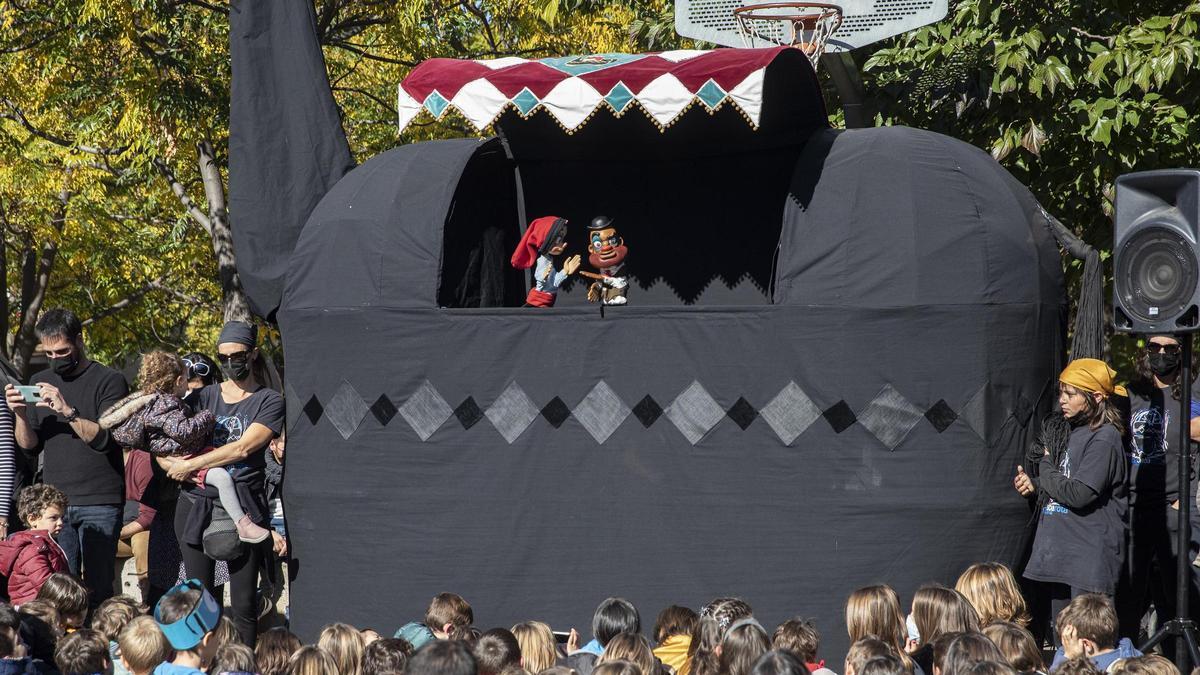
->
<box><xmin>231</xmin><ymin>0</ymin><xmax>1066</xmax><ymax>658</ymax></box>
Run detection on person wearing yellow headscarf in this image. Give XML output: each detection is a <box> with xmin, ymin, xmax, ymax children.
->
<box><xmin>1015</xmin><ymin>358</ymin><xmax>1129</xmax><ymax>637</ymax></box>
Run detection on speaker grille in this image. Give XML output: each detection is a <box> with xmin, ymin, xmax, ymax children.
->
<box><xmin>1116</xmin><ymin>225</ymin><xmax>1199</xmax><ymax>324</ymax></box>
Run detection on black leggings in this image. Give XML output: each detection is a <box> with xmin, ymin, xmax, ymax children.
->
<box><xmin>174</xmin><ymin>491</ymin><xmax>264</xmax><ymax>646</ymax></box>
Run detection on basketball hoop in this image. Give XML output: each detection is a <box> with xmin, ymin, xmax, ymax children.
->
<box><xmin>733</xmin><ymin>2</ymin><xmax>843</xmax><ymax>69</ymax></box>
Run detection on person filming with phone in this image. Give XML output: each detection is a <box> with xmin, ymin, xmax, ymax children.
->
<box><xmin>3</xmin><ymin>308</ymin><xmax>129</xmax><ymax>611</ymax></box>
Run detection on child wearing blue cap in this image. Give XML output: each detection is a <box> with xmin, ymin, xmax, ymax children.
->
<box><xmin>152</xmin><ymin>580</ymin><xmax>222</xmax><ymax>675</ymax></box>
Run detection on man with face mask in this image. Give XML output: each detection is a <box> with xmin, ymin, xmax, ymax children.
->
<box><xmin>1116</xmin><ymin>334</ymin><xmax>1200</xmax><ymax>645</ymax></box>
<box><xmin>2</xmin><ymin>308</ymin><xmax>128</xmax><ymax>610</ymax></box>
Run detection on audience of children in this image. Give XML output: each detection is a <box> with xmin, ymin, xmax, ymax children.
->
<box><xmin>0</xmin><ymin>556</ymin><xmax>1190</xmax><ymax>675</ymax></box>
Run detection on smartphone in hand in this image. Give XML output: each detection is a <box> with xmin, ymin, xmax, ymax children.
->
<box><xmin>14</xmin><ymin>385</ymin><xmax>41</xmax><ymax>404</ymax></box>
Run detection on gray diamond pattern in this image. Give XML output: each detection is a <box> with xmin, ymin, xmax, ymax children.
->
<box><xmin>959</xmin><ymin>382</ymin><xmax>989</xmax><ymax>442</ymax></box>
<box><xmin>857</xmin><ymin>384</ymin><xmax>925</xmax><ymax>450</ymax></box>
<box><xmin>324</xmin><ymin>380</ymin><xmax>369</xmax><ymax>441</ymax></box>
<box><xmin>284</xmin><ymin>381</ymin><xmax>303</xmax><ymax>430</ymax></box>
<box><xmin>486</xmin><ymin>381</ymin><xmax>540</xmax><ymax>444</ymax></box>
<box><xmin>399</xmin><ymin>381</ymin><xmax>453</xmax><ymax>441</ymax></box>
<box><xmin>665</xmin><ymin>380</ymin><xmax>727</xmax><ymax>445</ymax></box>
<box><xmin>759</xmin><ymin>381</ymin><xmax>822</xmax><ymax>445</ymax></box>
<box><xmin>573</xmin><ymin>381</ymin><xmax>631</xmax><ymax>444</ymax></box>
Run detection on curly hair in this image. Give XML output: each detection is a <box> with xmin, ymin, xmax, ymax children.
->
<box><xmin>138</xmin><ymin>350</ymin><xmax>185</xmax><ymax>395</ymax></box>
<box><xmin>17</xmin><ymin>484</ymin><xmax>67</xmax><ymax>528</ymax></box>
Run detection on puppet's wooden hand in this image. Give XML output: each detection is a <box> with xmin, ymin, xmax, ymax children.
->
<box><xmin>587</xmin><ymin>282</ymin><xmax>601</xmax><ymax>302</ymax></box>
<box><xmin>563</xmin><ymin>254</ymin><xmax>581</xmax><ymax>275</ymax></box>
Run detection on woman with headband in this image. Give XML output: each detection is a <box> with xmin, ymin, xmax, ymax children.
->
<box><xmin>159</xmin><ymin>320</ymin><xmax>285</xmax><ymax>646</ymax></box>
<box><xmin>1014</xmin><ymin>358</ymin><xmax>1129</xmax><ymax>636</ymax></box>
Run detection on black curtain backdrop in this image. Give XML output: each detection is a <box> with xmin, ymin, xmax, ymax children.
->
<box><xmin>278</xmin><ymin>125</ymin><xmax>1066</xmax><ymax>660</ymax></box>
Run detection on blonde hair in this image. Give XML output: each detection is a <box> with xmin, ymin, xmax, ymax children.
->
<box><xmin>118</xmin><ymin>616</ymin><xmax>171</xmax><ymax>675</ymax></box>
<box><xmin>600</xmin><ymin>633</ymin><xmax>659</xmax><ymax>675</ymax></box>
<box><xmin>319</xmin><ymin>622</ymin><xmax>366</xmax><ymax>675</ymax></box>
<box><xmin>91</xmin><ymin>595</ymin><xmax>141</xmax><ymax>642</ymax></box>
<box><xmin>138</xmin><ymin>351</ymin><xmax>185</xmax><ymax>395</ymax></box>
<box><xmin>912</xmin><ymin>585</ymin><xmax>980</xmax><ymax>646</ymax></box>
<box><xmin>512</xmin><ymin>621</ymin><xmax>557</xmax><ymax>674</ymax></box>
<box><xmin>286</xmin><ymin>646</ymin><xmax>339</xmax><ymax>675</ymax></box>
<box><xmin>846</xmin><ymin>585</ymin><xmax>913</xmax><ymax>672</ymax></box>
<box><xmin>1110</xmin><ymin>655</ymin><xmax>1180</xmax><ymax>675</ymax></box>
<box><xmin>956</xmin><ymin>563</ymin><xmax>1031</xmax><ymax>628</ymax></box>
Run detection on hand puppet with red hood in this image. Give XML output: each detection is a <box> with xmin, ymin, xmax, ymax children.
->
<box><xmin>510</xmin><ymin>216</ymin><xmax>581</xmax><ymax>307</ymax></box>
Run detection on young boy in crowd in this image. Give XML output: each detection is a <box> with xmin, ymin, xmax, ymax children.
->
<box><xmin>0</xmin><ymin>603</ymin><xmax>36</xmax><ymax>674</ymax></box>
<box><xmin>35</xmin><ymin>574</ymin><xmax>88</xmax><ymax>634</ymax></box>
<box><xmin>119</xmin><ymin>616</ymin><xmax>170</xmax><ymax>675</ymax></box>
<box><xmin>426</xmin><ymin>593</ymin><xmax>473</xmax><ymax>640</ymax></box>
<box><xmin>1049</xmin><ymin>594</ymin><xmax>1141</xmax><ymax>672</ymax></box>
<box><xmin>152</xmin><ymin>579</ymin><xmax>222</xmax><ymax>675</ymax></box>
<box><xmin>54</xmin><ymin>629</ymin><xmax>111</xmax><ymax>675</ymax></box>
<box><xmin>92</xmin><ymin>596</ymin><xmax>141</xmax><ymax>675</ymax></box>
<box><xmin>17</xmin><ymin>600</ymin><xmax>61</xmax><ymax>665</ymax></box>
<box><xmin>0</xmin><ymin>486</ymin><xmax>68</xmax><ymax>604</ymax></box>
<box><xmin>774</xmin><ymin>618</ymin><xmax>837</xmax><ymax>675</ymax></box>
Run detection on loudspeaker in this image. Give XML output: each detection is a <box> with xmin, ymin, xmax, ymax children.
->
<box><xmin>1113</xmin><ymin>169</ymin><xmax>1200</xmax><ymax>333</ymax></box>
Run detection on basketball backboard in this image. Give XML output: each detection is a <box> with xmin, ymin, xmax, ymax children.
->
<box><xmin>676</xmin><ymin>0</ymin><xmax>948</xmax><ymax>52</ymax></box>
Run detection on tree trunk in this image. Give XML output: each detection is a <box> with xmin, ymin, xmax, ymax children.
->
<box><xmin>196</xmin><ymin>141</ymin><xmax>253</xmax><ymax>324</ymax></box>
<box><xmin>10</xmin><ymin>181</ymin><xmax>70</xmax><ymax>379</ymax></box>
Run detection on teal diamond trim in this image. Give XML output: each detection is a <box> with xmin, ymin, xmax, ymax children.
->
<box><xmin>604</xmin><ymin>83</ymin><xmax>635</xmax><ymax>114</ymax></box>
<box><xmin>696</xmin><ymin>79</ymin><xmax>727</xmax><ymax>110</ymax></box>
<box><xmin>512</xmin><ymin>88</ymin><xmax>539</xmax><ymax>115</ymax></box>
<box><xmin>539</xmin><ymin>53</ymin><xmax>646</xmax><ymax>76</ymax></box>
<box><xmin>424</xmin><ymin>91</ymin><xmax>450</xmax><ymax>118</ymax></box>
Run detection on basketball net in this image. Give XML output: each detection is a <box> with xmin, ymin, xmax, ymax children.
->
<box><xmin>734</xmin><ymin>2</ymin><xmax>843</xmax><ymax>69</ymax></box>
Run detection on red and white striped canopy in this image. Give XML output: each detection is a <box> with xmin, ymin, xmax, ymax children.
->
<box><xmin>397</xmin><ymin>47</ymin><xmax>806</xmax><ymax>134</ymax></box>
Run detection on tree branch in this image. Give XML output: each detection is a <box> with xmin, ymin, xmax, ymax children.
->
<box><xmin>82</xmin><ymin>276</ymin><xmax>167</xmax><ymax>326</ymax></box>
<box><xmin>326</xmin><ymin>41</ymin><xmax>417</xmax><ymax>66</ymax></box>
<box><xmin>153</xmin><ymin>157</ymin><xmax>212</xmax><ymax>234</ymax></box>
<box><xmin>1071</xmin><ymin>27</ymin><xmax>1115</xmax><ymax>46</ymax></box>
<box><xmin>332</xmin><ymin>86</ymin><xmax>399</xmax><ymax>115</ymax></box>
<box><xmin>1</xmin><ymin>99</ymin><xmax>130</xmax><ymax>156</ymax></box>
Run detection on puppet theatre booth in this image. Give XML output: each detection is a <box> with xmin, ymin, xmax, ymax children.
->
<box><xmin>229</xmin><ymin>0</ymin><xmax>1066</xmax><ymax>654</ymax></box>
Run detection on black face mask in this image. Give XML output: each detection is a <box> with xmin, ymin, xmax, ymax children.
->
<box><xmin>220</xmin><ymin>359</ymin><xmax>251</xmax><ymax>382</ymax></box>
<box><xmin>1149</xmin><ymin>352</ymin><xmax>1181</xmax><ymax>377</ymax></box>
<box><xmin>49</xmin><ymin>353</ymin><xmax>79</xmax><ymax>377</ymax></box>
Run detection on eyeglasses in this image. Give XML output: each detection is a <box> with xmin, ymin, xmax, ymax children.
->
<box><xmin>182</xmin><ymin>358</ymin><xmax>210</xmax><ymax>377</ymax></box>
<box><xmin>1146</xmin><ymin>343</ymin><xmax>1182</xmax><ymax>355</ymax></box>
<box><xmin>216</xmin><ymin>351</ymin><xmax>251</xmax><ymax>364</ymax></box>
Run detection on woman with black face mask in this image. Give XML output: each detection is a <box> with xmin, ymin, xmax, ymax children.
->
<box><xmin>1115</xmin><ymin>335</ymin><xmax>1200</xmax><ymax>646</ymax></box>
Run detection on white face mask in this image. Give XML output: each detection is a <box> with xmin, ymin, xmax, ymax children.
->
<box><xmin>906</xmin><ymin>613</ymin><xmax>920</xmax><ymax>643</ymax></box>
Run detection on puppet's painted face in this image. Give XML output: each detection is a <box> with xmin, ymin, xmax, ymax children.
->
<box><xmin>588</xmin><ymin>227</ymin><xmax>627</xmax><ymax>269</ymax></box>
<box><xmin>547</xmin><ymin>231</ymin><xmax>568</xmax><ymax>256</ymax></box>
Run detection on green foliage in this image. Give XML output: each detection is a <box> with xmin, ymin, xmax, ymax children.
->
<box><xmin>860</xmin><ymin>0</ymin><xmax>1200</xmax><ymax>374</ymax></box>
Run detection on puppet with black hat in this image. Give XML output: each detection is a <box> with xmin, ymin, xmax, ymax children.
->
<box><xmin>581</xmin><ymin>215</ymin><xmax>628</xmax><ymax>306</ymax></box>
<box><xmin>510</xmin><ymin>216</ymin><xmax>581</xmax><ymax>307</ymax></box>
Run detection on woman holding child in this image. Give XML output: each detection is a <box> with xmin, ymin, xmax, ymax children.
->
<box><xmin>159</xmin><ymin>321</ymin><xmax>286</xmax><ymax>647</ymax></box>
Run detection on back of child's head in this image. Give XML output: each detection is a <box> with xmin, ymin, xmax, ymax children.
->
<box><xmin>846</xmin><ymin>638</ymin><xmax>897</xmax><ymax>675</ymax></box>
<box><xmin>91</xmin><ymin>594</ymin><xmax>141</xmax><ymax>643</ymax></box>
<box><xmin>846</xmin><ymin>586</ymin><xmax>906</xmax><ymax>654</ymax></box>
<box><xmin>17</xmin><ymin>484</ymin><xmax>67</xmax><ymax>529</ymax></box>
<box><xmin>119</xmin><ymin>616</ymin><xmax>170</xmax><ymax>675</ymax></box>
<box><xmin>36</xmin><ymin>573</ymin><xmax>88</xmax><ymax>629</ymax></box>
<box><xmin>654</xmin><ymin>605</ymin><xmax>699</xmax><ymax>644</ymax></box>
<box><xmin>773</xmin><ymin>618</ymin><xmax>821</xmax><ymax>663</ymax></box>
<box><xmin>691</xmin><ymin>598</ymin><xmax>755</xmax><ymax>675</ymax></box>
<box><xmin>54</xmin><ymin>628</ymin><xmax>110</xmax><ymax>675</ymax></box>
<box><xmin>139</xmin><ymin>351</ymin><xmax>185</xmax><ymax>395</ymax></box>
<box><xmin>721</xmin><ymin>621</ymin><xmax>772</xmax><ymax>675</ymax></box>
<box><xmin>1056</xmin><ymin>594</ymin><xmax>1118</xmax><ymax>650</ymax></box>
<box><xmin>600</xmin><ymin>632</ymin><xmax>660</xmax><ymax>675</ymax></box>
<box><xmin>406</xmin><ymin>640</ymin><xmax>477</xmax><ymax>675</ymax></box>
<box><xmin>912</xmin><ymin>585</ymin><xmax>982</xmax><ymax>646</ymax></box>
<box><xmin>1053</xmin><ymin>657</ymin><xmax>1101</xmax><ymax>675</ymax></box>
<box><xmin>318</xmin><ymin>622</ymin><xmax>366</xmax><ymax>675</ymax></box>
<box><xmin>943</xmin><ymin>633</ymin><xmax>1004</xmax><ymax>675</ymax></box>
<box><xmin>966</xmin><ymin>662</ymin><xmax>1019</xmax><ymax>675</ymax></box>
<box><xmin>859</xmin><ymin>654</ymin><xmax>910</xmax><ymax>675</ymax></box>
<box><xmin>0</xmin><ymin>603</ymin><xmax>19</xmax><ymax>659</ymax></box>
<box><xmin>593</xmin><ymin>661</ymin><xmax>642</xmax><ymax>675</ymax></box>
<box><xmin>593</xmin><ymin>597</ymin><xmax>641</xmax><ymax>647</ymax></box>
<box><xmin>955</xmin><ymin>563</ymin><xmax>1031</xmax><ymax>628</ymax></box>
<box><xmin>155</xmin><ymin>581</ymin><xmax>221</xmax><ymax>657</ymax></box>
<box><xmin>18</xmin><ymin>599</ymin><xmax>63</xmax><ymax>662</ymax></box>
<box><xmin>1109</xmin><ymin>655</ymin><xmax>1179</xmax><ymax>675</ymax></box>
<box><xmin>285</xmin><ymin>645</ymin><xmax>339</xmax><ymax>675</ymax></box>
<box><xmin>752</xmin><ymin>650</ymin><xmax>809</xmax><ymax>675</ymax></box>
<box><xmin>511</xmin><ymin>621</ymin><xmax>556</xmax><ymax>674</ymax></box>
<box><xmin>426</xmin><ymin>593</ymin><xmax>474</xmax><ymax>637</ymax></box>
<box><xmin>361</xmin><ymin>637</ymin><xmax>412</xmax><ymax>675</ymax></box>
<box><xmin>211</xmin><ymin>642</ymin><xmax>258</xmax><ymax>674</ymax></box>
<box><xmin>981</xmin><ymin>623</ymin><xmax>1043</xmax><ymax>674</ymax></box>
<box><xmin>212</xmin><ymin>615</ymin><xmax>241</xmax><ymax>650</ymax></box>
<box><xmin>474</xmin><ymin>628</ymin><xmax>521</xmax><ymax>675</ymax></box>
<box><xmin>256</xmin><ymin>626</ymin><xmax>303</xmax><ymax>675</ymax></box>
